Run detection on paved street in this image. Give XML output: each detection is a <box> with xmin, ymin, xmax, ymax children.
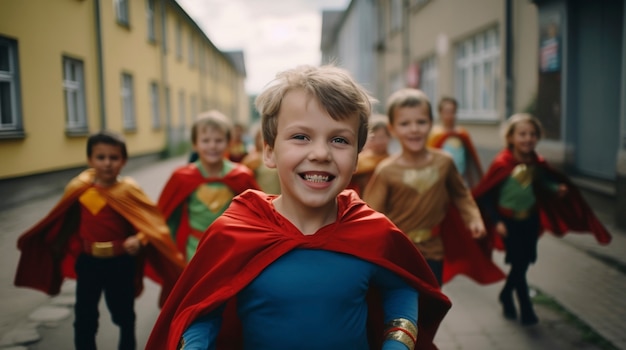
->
<box><xmin>1</xmin><ymin>155</ymin><xmax>625</xmax><ymax>349</ymax></box>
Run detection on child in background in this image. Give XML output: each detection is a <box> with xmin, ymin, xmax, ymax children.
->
<box><xmin>428</xmin><ymin>96</ymin><xmax>483</xmax><ymax>188</ymax></box>
<box><xmin>241</xmin><ymin>122</ymin><xmax>281</xmax><ymax>194</ymax></box>
<box><xmin>364</xmin><ymin>88</ymin><xmax>504</xmax><ymax>286</ymax></box>
<box><xmin>472</xmin><ymin>113</ymin><xmax>611</xmax><ymax>325</ymax></box>
<box><xmin>147</xmin><ymin>65</ymin><xmax>450</xmax><ymax>350</ymax></box>
<box><xmin>347</xmin><ymin>113</ymin><xmax>391</xmax><ymax>196</ymax></box>
<box><xmin>158</xmin><ymin>110</ymin><xmax>260</xmax><ymax>261</ymax></box>
<box><xmin>226</xmin><ymin>122</ymin><xmax>249</xmax><ymax>162</ymax></box>
<box><xmin>14</xmin><ymin>130</ymin><xmax>185</xmax><ymax>350</ymax></box>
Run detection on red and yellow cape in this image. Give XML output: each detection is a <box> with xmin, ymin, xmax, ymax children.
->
<box><xmin>157</xmin><ymin>162</ymin><xmax>260</xmax><ymax>254</ymax></box>
<box><xmin>428</xmin><ymin>125</ymin><xmax>484</xmax><ymax>188</ymax></box>
<box><xmin>146</xmin><ymin>190</ymin><xmax>451</xmax><ymax>350</ymax></box>
<box><xmin>14</xmin><ymin>169</ymin><xmax>185</xmax><ymax>306</ymax></box>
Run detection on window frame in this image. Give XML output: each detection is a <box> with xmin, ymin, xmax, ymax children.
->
<box><xmin>63</xmin><ymin>56</ymin><xmax>89</xmax><ymax>134</ymax></box>
<box><xmin>115</xmin><ymin>0</ymin><xmax>130</xmax><ymax>27</ymax></box>
<box><xmin>455</xmin><ymin>27</ymin><xmax>500</xmax><ymax>121</ymax></box>
<box><xmin>0</xmin><ymin>36</ymin><xmax>24</xmax><ymax>139</ymax></box>
<box><xmin>146</xmin><ymin>0</ymin><xmax>156</xmax><ymax>42</ymax></box>
<box><xmin>150</xmin><ymin>81</ymin><xmax>161</xmax><ymax>129</ymax></box>
<box><xmin>121</xmin><ymin>73</ymin><xmax>136</xmax><ymax>131</ymax></box>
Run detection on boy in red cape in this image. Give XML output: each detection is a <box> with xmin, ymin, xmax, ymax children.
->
<box><xmin>364</xmin><ymin>89</ymin><xmax>504</xmax><ymax>287</ymax></box>
<box><xmin>14</xmin><ymin>131</ymin><xmax>185</xmax><ymax>350</ymax></box>
<box><xmin>147</xmin><ymin>65</ymin><xmax>450</xmax><ymax>350</ymax></box>
<box><xmin>428</xmin><ymin>96</ymin><xmax>483</xmax><ymax>189</ymax></box>
<box><xmin>472</xmin><ymin>114</ymin><xmax>611</xmax><ymax>325</ymax></box>
<box><xmin>157</xmin><ymin>110</ymin><xmax>260</xmax><ymax>261</ymax></box>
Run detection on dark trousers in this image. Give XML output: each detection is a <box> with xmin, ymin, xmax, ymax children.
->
<box><xmin>74</xmin><ymin>254</ymin><xmax>136</xmax><ymax>350</ymax></box>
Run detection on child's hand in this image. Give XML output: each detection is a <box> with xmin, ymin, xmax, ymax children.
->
<box><xmin>495</xmin><ymin>222</ymin><xmax>507</xmax><ymax>237</ymax></box>
<box><xmin>556</xmin><ymin>184</ymin><xmax>568</xmax><ymax>198</ymax></box>
<box><xmin>123</xmin><ymin>235</ymin><xmax>141</xmax><ymax>256</ymax></box>
<box><xmin>468</xmin><ymin>221</ymin><xmax>486</xmax><ymax>239</ymax></box>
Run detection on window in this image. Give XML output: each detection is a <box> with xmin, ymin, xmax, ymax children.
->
<box><xmin>146</xmin><ymin>0</ymin><xmax>156</xmax><ymax>42</ymax></box>
<box><xmin>121</xmin><ymin>73</ymin><xmax>136</xmax><ymax>130</ymax></box>
<box><xmin>115</xmin><ymin>0</ymin><xmax>130</xmax><ymax>26</ymax></box>
<box><xmin>165</xmin><ymin>86</ymin><xmax>171</xmax><ymax>125</ymax></box>
<box><xmin>419</xmin><ymin>55</ymin><xmax>437</xmax><ymax>109</ymax></box>
<box><xmin>0</xmin><ymin>36</ymin><xmax>23</xmax><ymax>138</ymax></box>
<box><xmin>178</xmin><ymin>89</ymin><xmax>186</xmax><ymax>130</ymax></box>
<box><xmin>150</xmin><ymin>82</ymin><xmax>160</xmax><ymax>128</ymax></box>
<box><xmin>390</xmin><ymin>0</ymin><xmax>403</xmax><ymax>32</ymax></box>
<box><xmin>176</xmin><ymin>20</ymin><xmax>183</xmax><ymax>60</ymax></box>
<box><xmin>63</xmin><ymin>57</ymin><xmax>88</xmax><ymax>133</ymax></box>
<box><xmin>188</xmin><ymin>34</ymin><xmax>195</xmax><ymax>67</ymax></box>
<box><xmin>455</xmin><ymin>28</ymin><xmax>500</xmax><ymax>121</ymax></box>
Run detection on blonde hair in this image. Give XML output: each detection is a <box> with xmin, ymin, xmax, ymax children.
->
<box><xmin>191</xmin><ymin>110</ymin><xmax>233</xmax><ymax>144</ymax></box>
<box><xmin>386</xmin><ymin>88</ymin><xmax>433</xmax><ymax>124</ymax></box>
<box><xmin>502</xmin><ymin>113</ymin><xmax>543</xmax><ymax>149</ymax></box>
<box><xmin>254</xmin><ymin>64</ymin><xmax>374</xmax><ymax>152</ymax></box>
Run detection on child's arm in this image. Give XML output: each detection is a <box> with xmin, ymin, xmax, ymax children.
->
<box><xmin>373</xmin><ymin>268</ymin><xmax>419</xmax><ymax>350</ymax></box>
<box><xmin>448</xmin><ymin>165</ymin><xmax>486</xmax><ymax>239</ymax></box>
<box><xmin>180</xmin><ymin>305</ymin><xmax>225</xmax><ymax>350</ymax></box>
<box><xmin>123</xmin><ymin>235</ymin><xmax>142</xmax><ymax>256</ymax></box>
<box><xmin>538</xmin><ymin>168</ymin><xmax>568</xmax><ymax>198</ymax></box>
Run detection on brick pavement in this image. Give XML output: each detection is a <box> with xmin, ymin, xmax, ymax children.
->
<box><xmin>1</xmin><ymin>155</ymin><xmax>624</xmax><ymax>349</ymax></box>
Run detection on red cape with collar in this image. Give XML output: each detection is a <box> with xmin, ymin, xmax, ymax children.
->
<box><xmin>146</xmin><ymin>190</ymin><xmax>451</xmax><ymax>350</ymax></box>
<box><xmin>472</xmin><ymin>148</ymin><xmax>611</xmax><ymax>249</ymax></box>
<box><xmin>157</xmin><ymin>162</ymin><xmax>260</xmax><ymax>254</ymax></box>
<box><xmin>14</xmin><ymin>169</ymin><xmax>186</xmax><ymax>306</ymax></box>
<box><xmin>428</xmin><ymin>125</ymin><xmax>484</xmax><ymax>189</ymax></box>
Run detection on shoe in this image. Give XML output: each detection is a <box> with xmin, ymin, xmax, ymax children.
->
<box><xmin>499</xmin><ymin>290</ymin><xmax>517</xmax><ymax>320</ymax></box>
<box><xmin>520</xmin><ymin>308</ymin><xmax>539</xmax><ymax>325</ymax></box>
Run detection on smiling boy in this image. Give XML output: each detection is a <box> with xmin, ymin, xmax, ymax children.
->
<box><xmin>146</xmin><ymin>65</ymin><xmax>450</xmax><ymax>350</ymax></box>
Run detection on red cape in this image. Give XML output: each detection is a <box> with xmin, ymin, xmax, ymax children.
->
<box><xmin>157</xmin><ymin>162</ymin><xmax>260</xmax><ymax>255</ymax></box>
<box><xmin>428</xmin><ymin>126</ymin><xmax>484</xmax><ymax>189</ymax></box>
<box><xmin>146</xmin><ymin>190</ymin><xmax>451</xmax><ymax>350</ymax></box>
<box><xmin>472</xmin><ymin>149</ymin><xmax>612</xmax><ymax>248</ymax></box>
<box><xmin>440</xmin><ymin>205</ymin><xmax>505</xmax><ymax>284</ymax></box>
<box><xmin>14</xmin><ymin>169</ymin><xmax>185</xmax><ymax>306</ymax></box>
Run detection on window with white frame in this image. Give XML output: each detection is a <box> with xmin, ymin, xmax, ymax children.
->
<box><xmin>188</xmin><ymin>34</ymin><xmax>195</xmax><ymax>67</ymax></box>
<box><xmin>0</xmin><ymin>36</ymin><xmax>23</xmax><ymax>136</ymax></box>
<box><xmin>390</xmin><ymin>0</ymin><xmax>403</xmax><ymax>32</ymax></box>
<box><xmin>176</xmin><ymin>20</ymin><xmax>183</xmax><ymax>60</ymax></box>
<box><xmin>455</xmin><ymin>28</ymin><xmax>500</xmax><ymax>121</ymax></box>
<box><xmin>63</xmin><ymin>57</ymin><xmax>88</xmax><ymax>132</ymax></box>
<box><xmin>115</xmin><ymin>0</ymin><xmax>130</xmax><ymax>26</ymax></box>
<box><xmin>150</xmin><ymin>82</ymin><xmax>160</xmax><ymax>128</ymax></box>
<box><xmin>419</xmin><ymin>55</ymin><xmax>437</xmax><ymax>108</ymax></box>
<box><xmin>121</xmin><ymin>73</ymin><xmax>136</xmax><ymax>130</ymax></box>
<box><xmin>146</xmin><ymin>0</ymin><xmax>156</xmax><ymax>42</ymax></box>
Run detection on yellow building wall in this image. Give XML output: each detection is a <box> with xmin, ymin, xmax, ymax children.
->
<box><xmin>0</xmin><ymin>0</ymin><xmax>99</xmax><ymax>178</ymax></box>
<box><xmin>99</xmin><ymin>0</ymin><xmax>166</xmax><ymax>155</ymax></box>
<box><xmin>0</xmin><ymin>0</ymin><xmax>247</xmax><ymax>180</ymax></box>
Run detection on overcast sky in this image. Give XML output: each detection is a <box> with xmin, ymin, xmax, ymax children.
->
<box><xmin>176</xmin><ymin>0</ymin><xmax>350</xmax><ymax>95</ymax></box>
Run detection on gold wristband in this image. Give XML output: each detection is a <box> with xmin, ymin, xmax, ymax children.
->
<box><xmin>384</xmin><ymin>318</ymin><xmax>418</xmax><ymax>349</ymax></box>
<box><xmin>386</xmin><ymin>318</ymin><xmax>418</xmax><ymax>337</ymax></box>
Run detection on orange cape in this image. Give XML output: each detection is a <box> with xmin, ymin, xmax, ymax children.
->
<box><xmin>14</xmin><ymin>169</ymin><xmax>185</xmax><ymax>306</ymax></box>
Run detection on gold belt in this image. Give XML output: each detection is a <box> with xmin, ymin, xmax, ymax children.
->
<box><xmin>406</xmin><ymin>228</ymin><xmax>433</xmax><ymax>243</ymax></box>
<box><xmin>84</xmin><ymin>240</ymin><xmax>125</xmax><ymax>258</ymax></box>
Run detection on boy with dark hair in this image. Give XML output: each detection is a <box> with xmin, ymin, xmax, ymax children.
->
<box><xmin>147</xmin><ymin>65</ymin><xmax>451</xmax><ymax>350</ymax></box>
<box><xmin>15</xmin><ymin>130</ymin><xmax>185</xmax><ymax>350</ymax></box>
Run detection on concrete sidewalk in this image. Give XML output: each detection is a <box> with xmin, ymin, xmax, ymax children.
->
<box><xmin>1</xmin><ymin>155</ymin><xmax>625</xmax><ymax>349</ymax></box>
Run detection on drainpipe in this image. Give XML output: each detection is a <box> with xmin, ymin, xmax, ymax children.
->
<box><xmin>161</xmin><ymin>0</ymin><xmax>172</xmax><ymax>155</ymax></box>
<box><xmin>94</xmin><ymin>0</ymin><xmax>106</xmax><ymax>129</ymax></box>
<box><xmin>505</xmin><ymin>0</ymin><xmax>514</xmax><ymax>119</ymax></box>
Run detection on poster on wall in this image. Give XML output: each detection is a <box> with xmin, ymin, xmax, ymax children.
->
<box><xmin>536</xmin><ymin>12</ymin><xmax>562</xmax><ymax>140</ymax></box>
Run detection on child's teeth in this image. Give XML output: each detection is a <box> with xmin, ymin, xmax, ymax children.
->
<box><xmin>305</xmin><ymin>174</ymin><xmax>328</xmax><ymax>182</ymax></box>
